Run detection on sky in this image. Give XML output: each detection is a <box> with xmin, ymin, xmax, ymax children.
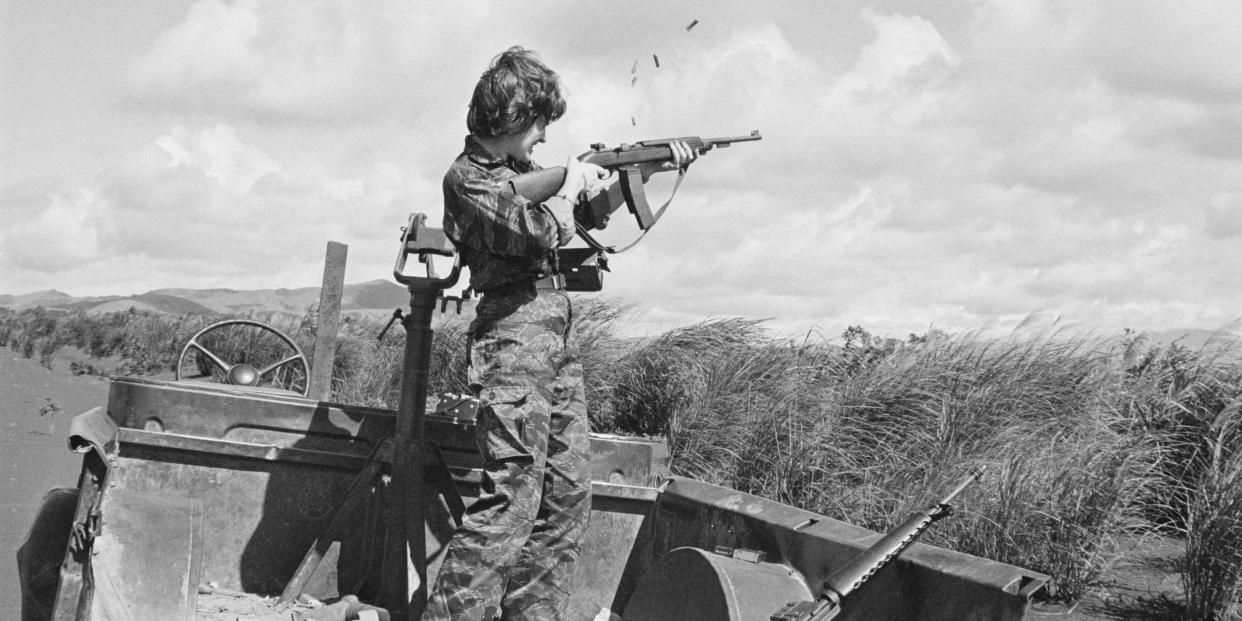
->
<box><xmin>3</xmin><ymin>0</ymin><xmax>1242</xmax><ymax>339</ymax></box>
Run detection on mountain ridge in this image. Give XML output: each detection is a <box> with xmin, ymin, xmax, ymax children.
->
<box><xmin>0</xmin><ymin>279</ymin><xmax>416</xmax><ymax>319</ymax></box>
<box><xmin>1</xmin><ymin>283</ymin><xmax>1230</xmax><ymax>347</ymax></box>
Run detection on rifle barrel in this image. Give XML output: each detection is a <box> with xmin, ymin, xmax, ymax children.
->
<box><xmin>821</xmin><ymin>468</ymin><xmax>984</xmax><ymax>600</ymax></box>
<box><xmin>707</xmin><ymin>130</ymin><xmax>763</xmax><ymax>145</ymax></box>
<box><xmin>938</xmin><ymin>466</ymin><xmax>984</xmax><ymax>506</ymax></box>
<box><xmin>632</xmin><ymin>130</ymin><xmax>762</xmax><ymax>150</ymax></box>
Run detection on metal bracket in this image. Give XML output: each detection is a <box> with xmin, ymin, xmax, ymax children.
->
<box><xmin>439</xmin><ymin>288</ymin><xmax>473</xmax><ymax>314</ymax></box>
<box><xmin>69</xmin><ymin>511</ymin><xmax>101</xmax><ymax>555</ymax></box>
<box><xmin>393</xmin><ymin>213</ymin><xmax>461</xmax><ymax>290</ymax></box>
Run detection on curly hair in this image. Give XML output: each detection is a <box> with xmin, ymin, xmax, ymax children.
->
<box><xmin>467</xmin><ymin>46</ymin><xmax>567</xmax><ymax>138</ymax></box>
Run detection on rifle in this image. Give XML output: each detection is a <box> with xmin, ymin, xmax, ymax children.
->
<box><xmin>508</xmin><ymin>131</ymin><xmax>762</xmax><ymax>233</ymax></box>
<box><xmin>770</xmin><ymin>467</ymin><xmax>985</xmax><ymax>621</ymax></box>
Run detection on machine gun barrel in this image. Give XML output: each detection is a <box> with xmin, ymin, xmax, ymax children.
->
<box><xmin>822</xmin><ymin>467</ymin><xmax>983</xmax><ymax>601</ymax></box>
<box><xmin>771</xmin><ymin>467</ymin><xmax>985</xmax><ymax>621</ymax></box>
<box><xmin>937</xmin><ymin>465</ymin><xmax>982</xmax><ymax>506</ymax></box>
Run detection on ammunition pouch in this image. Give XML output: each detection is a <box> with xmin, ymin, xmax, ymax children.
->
<box><xmin>559</xmin><ymin>248</ymin><xmax>609</xmax><ymax>292</ymax></box>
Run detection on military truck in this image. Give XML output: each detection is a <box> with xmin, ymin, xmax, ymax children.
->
<box><xmin>18</xmin><ymin>214</ymin><xmax>1048</xmax><ymax>621</ymax></box>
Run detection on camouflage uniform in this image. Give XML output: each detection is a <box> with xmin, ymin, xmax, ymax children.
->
<box><xmin>423</xmin><ymin>137</ymin><xmax>591</xmax><ymax>621</ymax></box>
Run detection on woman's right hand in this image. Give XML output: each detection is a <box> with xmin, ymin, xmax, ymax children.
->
<box><xmin>558</xmin><ymin>156</ymin><xmax>609</xmax><ymax>200</ymax></box>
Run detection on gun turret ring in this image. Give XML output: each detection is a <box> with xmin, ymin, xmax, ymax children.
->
<box><xmin>176</xmin><ymin>319</ymin><xmax>310</xmax><ymax>396</ymax></box>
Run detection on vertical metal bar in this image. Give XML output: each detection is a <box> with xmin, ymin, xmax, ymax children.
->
<box><xmin>309</xmin><ymin>241</ymin><xmax>348</xmax><ymax>401</ymax></box>
<box><xmin>51</xmin><ymin>451</ymin><xmax>108</xmax><ymax>621</ymax></box>
<box><xmin>382</xmin><ymin>286</ymin><xmax>436</xmax><ymax>621</ymax></box>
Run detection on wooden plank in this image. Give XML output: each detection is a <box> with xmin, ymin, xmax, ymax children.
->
<box><xmin>309</xmin><ymin>241</ymin><xmax>348</xmax><ymax>401</ymax></box>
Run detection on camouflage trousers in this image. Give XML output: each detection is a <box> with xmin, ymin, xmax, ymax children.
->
<box><xmin>423</xmin><ymin>286</ymin><xmax>591</xmax><ymax>621</ymax></box>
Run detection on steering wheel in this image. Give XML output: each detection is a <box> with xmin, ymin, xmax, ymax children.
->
<box><xmin>176</xmin><ymin>319</ymin><xmax>310</xmax><ymax>396</ymax></box>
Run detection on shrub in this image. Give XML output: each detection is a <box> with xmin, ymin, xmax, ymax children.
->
<box><xmin>38</xmin><ymin>397</ymin><xmax>62</xmax><ymax>434</ymax></box>
<box><xmin>603</xmin><ymin>317</ymin><xmax>767</xmax><ymax>437</ymax></box>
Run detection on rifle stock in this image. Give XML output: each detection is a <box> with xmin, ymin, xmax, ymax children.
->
<box><xmin>771</xmin><ymin>467</ymin><xmax>985</xmax><ymax>621</ymax></box>
<box><xmin>507</xmin><ymin>167</ymin><xmax>567</xmax><ymax>205</ymax></box>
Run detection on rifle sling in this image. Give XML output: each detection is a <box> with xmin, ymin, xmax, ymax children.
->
<box><xmin>576</xmin><ymin>167</ymin><xmax>687</xmax><ymax>254</ymax></box>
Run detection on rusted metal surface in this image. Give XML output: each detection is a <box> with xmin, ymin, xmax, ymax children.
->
<box><xmin>623</xmin><ymin>546</ymin><xmax>812</xmax><ymax>621</ymax></box>
<box><xmin>88</xmin><ymin>488</ymin><xmax>203</xmax><ymax>621</ymax></box>
<box><xmin>67</xmin><ymin>379</ymin><xmax>673</xmax><ymax>617</ymax></box>
<box><xmin>564</xmin><ymin>482</ymin><xmax>659</xmax><ymax>620</ymax></box>
<box><xmin>587</xmin><ymin>433</ymin><xmax>668</xmax><ymax>486</ymax></box>
<box><xmin>383</xmin><ymin>286</ymin><xmax>438</xmax><ymax>620</ymax></box>
<box><xmin>633</xmin><ymin>477</ymin><xmax>1048</xmax><ymax>621</ymax></box>
<box><xmin>51</xmin><ymin>418</ymin><xmax>113</xmax><ymax>621</ymax></box>
<box><xmin>280</xmin><ymin>439</ymin><xmax>393</xmax><ymax>605</ymax></box>
<box><xmin>44</xmin><ymin>377</ymin><xmax>1049</xmax><ymax>620</ymax></box>
<box><xmin>104</xmin><ymin>377</ymin><xmax>667</xmax><ymax>487</ymax></box>
<box><xmin>106</xmin><ymin>377</ymin><xmax>390</xmax><ymax>451</ymax></box>
<box><xmin>115</xmin><ymin>428</ymin><xmax>372</xmax><ymax>470</ymax></box>
<box><xmin>99</xmin><ymin>425</ymin><xmax>670</xmax><ymax>617</ymax></box>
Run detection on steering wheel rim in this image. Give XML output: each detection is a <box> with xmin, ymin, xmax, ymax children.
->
<box><xmin>176</xmin><ymin>319</ymin><xmax>310</xmax><ymax>396</ymax></box>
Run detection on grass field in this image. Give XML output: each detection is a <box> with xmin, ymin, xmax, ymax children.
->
<box><xmin>3</xmin><ymin>303</ymin><xmax>1241</xmax><ymax>619</ymax></box>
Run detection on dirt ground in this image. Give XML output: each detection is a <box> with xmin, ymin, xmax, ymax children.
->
<box><xmin>1</xmin><ymin>351</ymin><xmax>111</xmax><ymax>615</ymax></box>
<box><xmin>0</xmin><ymin>352</ymin><xmax>1199</xmax><ymax>620</ymax></box>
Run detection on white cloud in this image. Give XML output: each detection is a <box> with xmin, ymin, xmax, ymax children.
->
<box><xmin>545</xmin><ymin>4</ymin><xmax>1242</xmax><ymax>336</ymax></box>
<box><xmin>554</xmin><ymin>20</ymin><xmax>813</xmax><ymax>160</ymax></box>
<box><xmin>126</xmin><ymin>0</ymin><xmax>489</xmax><ymax>122</ymax></box>
<box><xmin>0</xmin><ymin>124</ymin><xmax>430</xmax><ymax>295</ymax></box>
<box><xmin>126</xmin><ymin>0</ymin><xmax>263</xmax><ymax>104</ymax></box>
<box><xmin>1077</xmin><ymin>1</ymin><xmax>1242</xmax><ymax>103</ymax></box>
<box><xmin>0</xmin><ymin>188</ymin><xmax>104</xmax><ymax>273</ymax></box>
<box><xmin>154</xmin><ymin>124</ymin><xmax>282</xmax><ymax>194</ymax></box>
<box><xmin>9</xmin><ymin>0</ymin><xmax>1242</xmax><ymax>338</ymax></box>
<box><xmin>836</xmin><ymin>9</ymin><xmax>960</xmax><ymax>97</ymax></box>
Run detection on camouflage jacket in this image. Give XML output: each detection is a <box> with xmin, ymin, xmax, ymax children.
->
<box><xmin>443</xmin><ymin>136</ymin><xmax>564</xmax><ymax>294</ymax></box>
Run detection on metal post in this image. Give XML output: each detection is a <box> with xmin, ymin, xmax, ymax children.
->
<box><xmin>382</xmin><ymin>212</ymin><xmax>461</xmax><ymax>621</ymax></box>
<box><xmin>308</xmin><ymin>241</ymin><xmax>348</xmax><ymax>401</ymax></box>
<box><xmin>382</xmin><ymin>284</ymin><xmax>438</xmax><ymax>621</ymax></box>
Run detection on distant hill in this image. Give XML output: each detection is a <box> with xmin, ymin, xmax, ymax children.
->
<box><xmin>0</xmin><ymin>279</ymin><xmax>416</xmax><ymax>318</ymax></box>
<box><xmin>3</xmin><ymin>283</ymin><xmax>1231</xmax><ymax>347</ymax></box>
<box><xmin>85</xmin><ymin>293</ymin><xmax>220</xmax><ymax>316</ymax></box>
<box><xmin>0</xmin><ymin>289</ymin><xmax>79</xmax><ymax>308</ymax></box>
<box><xmin>1143</xmin><ymin>327</ymin><xmax>1242</xmax><ymax>350</ymax></box>
<box><xmin>348</xmin><ymin>280</ymin><xmax>411</xmax><ymax>310</ymax></box>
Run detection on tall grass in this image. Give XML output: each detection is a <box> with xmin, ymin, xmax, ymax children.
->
<box><xmin>605</xmin><ymin>322</ymin><xmax>1169</xmax><ymax>600</ymax></box>
<box><xmin>1183</xmin><ymin>408</ymin><xmax>1242</xmax><ymax>621</ymax></box>
<box><xmin>4</xmin><ymin>304</ymin><xmax>1242</xmax><ymax>611</ymax></box>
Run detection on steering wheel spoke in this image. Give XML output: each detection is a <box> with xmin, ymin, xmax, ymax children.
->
<box><xmin>258</xmin><ymin>353</ymin><xmax>309</xmax><ymax>378</ymax></box>
<box><xmin>186</xmin><ymin>339</ymin><xmax>233</xmax><ymax>374</ymax></box>
<box><xmin>176</xmin><ymin>319</ymin><xmax>311</xmax><ymax>396</ymax></box>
